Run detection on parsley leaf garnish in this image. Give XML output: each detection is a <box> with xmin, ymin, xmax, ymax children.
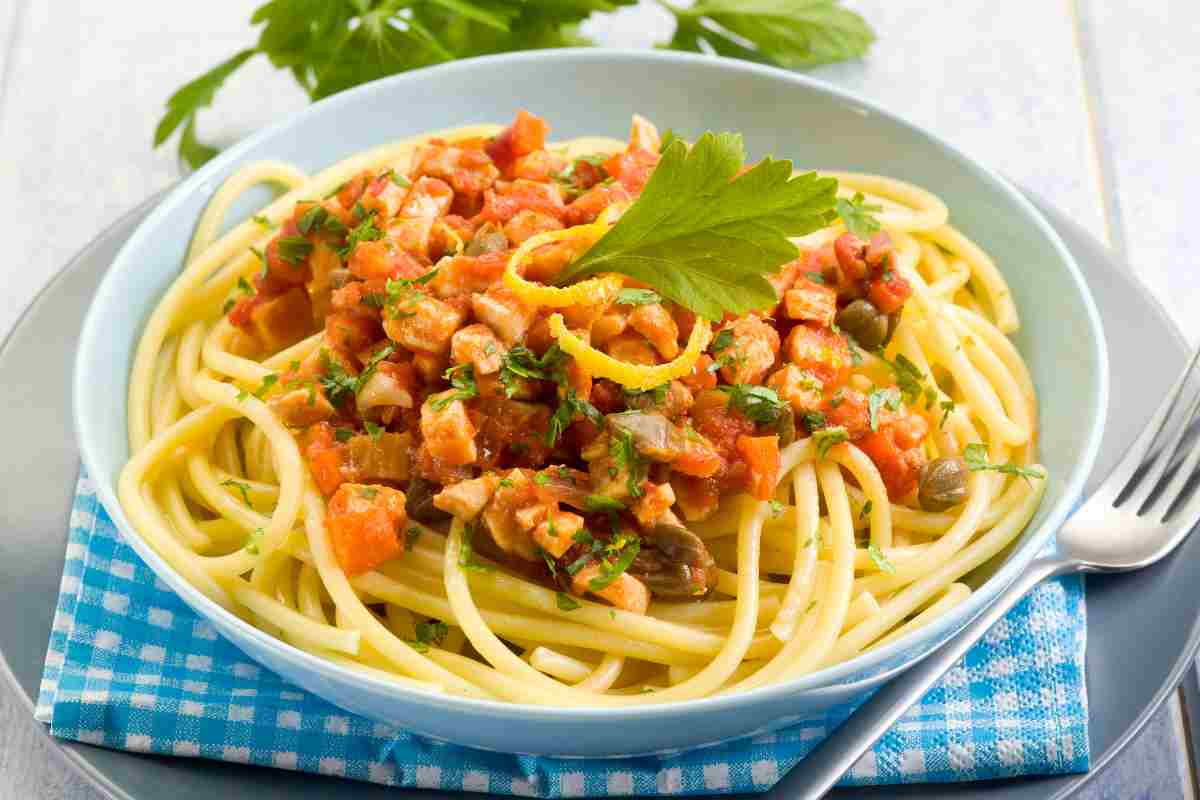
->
<box><xmin>878</xmin><ymin>352</ymin><xmax>927</xmax><ymax>405</ymax></box>
<box><xmin>836</xmin><ymin>191</ymin><xmax>883</xmax><ymax>239</ymax></box>
<box><xmin>963</xmin><ymin>443</ymin><xmax>1045</xmax><ymax>482</ymax></box>
<box><xmin>235</xmin><ymin>372</ymin><xmax>278</xmax><ymax>402</ymax></box>
<box><xmin>318</xmin><ymin>351</ymin><xmax>358</xmax><ymax>407</ymax></box>
<box><xmin>556</xmin><ymin>592</ymin><xmax>581</xmax><ymax>611</ymax></box>
<box><xmin>555</xmin><ymin>132</ymin><xmax>838</xmax><ymax>320</ymax></box>
<box><xmin>411</xmin><ymin>620</ymin><xmax>449</xmax><ymax>653</ymax></box>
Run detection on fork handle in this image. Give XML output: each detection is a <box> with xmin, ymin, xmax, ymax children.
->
<box><xmin>770</xmin><ymin>555</ymin><xmax>1072</xmax><ymax>800</ymax></box>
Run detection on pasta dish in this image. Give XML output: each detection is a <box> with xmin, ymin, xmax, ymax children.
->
<box><xmin>118</xmin><ymin>110</ymin><xmax>1045</xmax><ymax>705</ymax></box>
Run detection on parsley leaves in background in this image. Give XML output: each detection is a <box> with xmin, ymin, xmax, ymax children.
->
<box><xmin>557</xmin><ymin>132</ymin><xmax>838</xmax><ymax>320</ymax></box>
<box><xmin>155</xmin><ymin>1</ymin><xmax>875</xmax><ymax>169</ymax></box>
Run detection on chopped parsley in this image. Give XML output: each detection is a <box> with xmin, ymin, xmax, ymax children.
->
<box><xmin>387</xmin><ymin>169</ymin><xmax>411</xmax><ymax>189</ymax></box>
<box><xmin>497</xmin><ymin>478</ymin><xmax>515</xmax><ymax>489</ymax></box>
<box><xmin>799</xmin><ymin>410</ymin><xmax>827</xmax><ymax>432</ymax></box>
<box><xmin>251</xmin><ymin>214</ymin><xmax>271</xmax><ymax>228</ymax></box>
<box><xmin>835</xmin><ymin>191</ymin><xmax>883</xmax><ymax>239</ymax></box>
<box><xmin>860</xmin><ymin>499</ymin><xmax>873</xmax><ymax>520</ymax></box>
<box><xmin>867</xmin><ymin>544</ymin><xmax>896</xmax><ymax>574</ymax></box>
<box><xmin>358</xmin><ymin>486</ymin><xmax>378</xmax><ymax>499</ymax></box>
<box><xmin>430</xmin><ymin>364</ymin><xmax>479</xmax><ymax>411</ymax></box>
<box><xmin>769</xmin><ymin>499</ymin><xmax>785</xmax><ymax>518</ymax></box>
<box><xmin>720</xmin><ymin>384</ymin><xmax>786</xmax><ymax>425</ymax></box>
<box><xmin>499</xmin><ymin>345</ymin><xmax>567</xmax><ymax>398</ymax></box>
<box><xmin>589</xmin><ymin>532</ymin><xmax>641</xmax><ymax>592</ymax></box>
<box><xmin>609</xmin><ymin>429</ymin><xmax>647</xmax><ymax>499</ymax></box>
<box><xmin>805</xmin><ymin>271</ymin><xmax>826</xmax><ymax>285</ymax></box>
<box><xmin>404</xmin><ymin>526</ymin><xmax>422</xmax><ymax>551</ymax></box>
<box><xmin>878</xmin><ymin>352</ymin><xmax>927</xmax><ymax>405</ymax></box>
<box><xmin>276</xmin><ymin>235</ymin><xmax>313</xmax><ymax>265</ymax></box>
<box><xmin>556</xmin><ymin>591</ymin><xmax>581</xmax><ymax>611</ymax></box>
<box><xmin>333</xmin><ymin>427</ymin><xmax>354</xmax><ymax>443</ymax></box>
<box><xmin>623</xmin><ymin>383</ymin><xmax>669</xmax><ymax>407</ymax></box>
<box><xmin>867</xmin><ymin>387</ymin><xmax>902</xmax><ymax>432</ymax></box>
<box><xmin>939</xmin><ymin>399</ymin><xmax>956</xmax><ymax>429</ymax></box>
<box><xmin>317</xmin><ymin>350</ymin><xmax>358</xmax><ymax>407</ymax></box>
<box><xmin>245</xmin><ymin>527</ymin><xmax>264</xmax><ymax>555</ymax></box>
<box><xmin>533</xmin><ymin>472</ymin><xmax>551</xmax><ymax>486</ymax></box>
<box><xmin>547</xmin><ymin>389</ymin><xmax>604</xmax><ymax>446</ymax></box>
<box><xmin>615</xmin><ymin>288</ymin><xmax>662</xmax><ymax>306</ymax></box>
<box><xmin>812</xmin><ymin>426</ymin><xmax>849</xmax><ymax>458</ymax></box>
<box><xmin>363</xmin><ymin>420</ymin><xmax>385</xmax><ymax>441</ymax></box>
<box><xmin>221</xmin><ymin>479</ymin><xmax>252</xmax><ymax>505</ymax></box>
<box><xmin>963</xmin><ymin>443</ymin><xmax>1045</xmax><ymax>482</ymax></box>
<box><xmin>409</xmin><ymin>619</ymin><xmax>449</xmax><ymax>653</ymax></box>
<box><xmin>457</xmin><ymin>524</ymin><xmax>492</xmax><ymax>572</ymax></box>
<box><xmin>235</xmin><ymin>372</ymin><xmax>278</xmax><ymax>402</ymax></box>
<box><xmin>711</xmin><ymin>328</ymin><xmax>734</xmax><ymax>353</ymax></box>
<box><xmin>584</xmin><ymin>495</ymin><xmax>625</xmax><ymax>513</ymax></box>
<box><xmin>339</xmin><ymin>212</ymin><xmax>383</xmax><ymax>257</ymax></box>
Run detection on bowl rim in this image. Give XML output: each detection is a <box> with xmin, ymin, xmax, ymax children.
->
<box><xmin>74</xmin><ymin>47</ymin><xmax>1109</xmax><ymax>723</ymax></box>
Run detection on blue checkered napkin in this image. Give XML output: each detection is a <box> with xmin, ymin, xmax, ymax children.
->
<box><xmin>37</xmin><ymin>473</ymin><xmax>1090</xmax><ymax>795</ymax></box>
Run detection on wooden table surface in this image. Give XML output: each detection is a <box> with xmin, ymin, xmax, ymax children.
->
<box><xmin>1</xmin><ymin>1</ymin><xmax>1197</xmax><ymax>797</ymax></box>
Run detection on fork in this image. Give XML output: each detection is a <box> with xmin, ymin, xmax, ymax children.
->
<box><xmin>771</xmin><ymin>347</ymin><xmax>1200</xmax><ymax>799</ymax></box>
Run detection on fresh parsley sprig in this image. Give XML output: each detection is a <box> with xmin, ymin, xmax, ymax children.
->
<box><xmin>836</xmin><ymin>191</ymin><xmax>883</xmax><ymax>239</ymax></box>
<box><xmin>155</xmin><ymin>2</ymin><xmax>874</xmax><ymax>170</ymax></box>
<box><xmin>556</xmin><ymin>132</ymin><xmax>838</xmax><ymax>320</ymax></box>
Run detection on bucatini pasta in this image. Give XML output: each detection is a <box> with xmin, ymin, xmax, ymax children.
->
<box><xmin>118</xmin><ymin>110</ymin><xmax>1045</xmax><ymax>704</ymax></box>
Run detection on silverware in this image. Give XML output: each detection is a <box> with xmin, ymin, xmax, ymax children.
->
<box><xmin>772</xmin><ymin>347</ymin><xmax>1200</xmax><ymax>798</ymax></box>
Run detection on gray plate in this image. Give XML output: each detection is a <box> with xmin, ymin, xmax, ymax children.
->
<box><xmin>0</xmin><ymin>190</ymin><xmax>1193</xmax><ymax>800</ymax></box>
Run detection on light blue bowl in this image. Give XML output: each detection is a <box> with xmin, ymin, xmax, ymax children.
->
<box><xmin>74</xmin><ymin>49</ymin><xmax>1107</xmax><ymax>757</ymax></box>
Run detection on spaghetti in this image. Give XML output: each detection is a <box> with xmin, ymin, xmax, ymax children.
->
<box><xmin>118</xmin><ymin>112</ymin><xmax>1045</xmax><ymax>705</ymax></box>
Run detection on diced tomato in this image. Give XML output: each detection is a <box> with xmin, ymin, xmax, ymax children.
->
<box><xmin>485</xmin><ymin>110</ymin><xmax>551</xmax><ymax>174</ymax></box>
<box><xmin>477</xmin><ymin>179</ymin><xmax>565</xmax><ymax>224</ymax></box>
<box><xmin>867</xmin><ymin>272</ymin><xmax>912</xmax><ymax>314</ymax></box>
<box><xmin>337</xmin><ymin>171</ymin><xmax>371</xmax><ymax>210</ymax></box>
<box><xmin>512</xmin><ymin>149</ymin><xmax>567</xmax><ymax>182</ymax></box>
<box><xmin>348</xmin><ymin>239</ymin><xmax>428</xmax><ymax>281</ymax></box>
<box><xmin>673</xmin><ymin>438</ymin><xmax>724</xmax><ymax>479</ymax></box>
<box><xmin>890</xmin><ymin>411</ymin><xmax>929</xmax><ymax>450</ymax></box>
<box><xmin>856</xmin><ymin>418</ymin><xmax>929</xmax><ymax>499</ymax></box>
<box><xmin>736</xmin><ymin>435</ymin><xmax>780</xmax><ymax>500</ymax></box>
<box><xmin>691</xmin><ymin>390</ymin><xmax>756</xmax><ymax>464</ymax></box>
<box><xmin>304</xmin><ymin>423</ymin><xmax>347</xmax><ymax>496</ymax></box>
<box><xmin>680</xmin><ymin>354</ymin><xmax>718</xmax><ymax>394</ymax></box>
<box><xmin>326</xmin><ymin>483</ymin><xmax>408</xmax><ymax>576</ymax></box>
<box><xmin>324</xmin><ymin>312</ymin><xmax>380</xmax><ymax>359</ymax></box>
<box><xmin>562</xmin><ymin>183</ymin><xmax>632</xmax><ymax>226</ymax></box>
<box><xmin>602</xmin><ymin>148</ymin><xmax>659</xmax><ymax>195</ymax></box>
<box><xmin>822</xmin><ymin>389</ymin><xmax>871</xmax><ymax>439</ymax></box>
<box><xmin>783</xmin><ymin>322</ymin><xmax>852</xmax><ymax>388</ymax></box>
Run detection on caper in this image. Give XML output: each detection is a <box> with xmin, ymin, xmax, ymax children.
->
<box><xmin>918</xmin><ymin>457</ymin><xmax>969</xmax><ymax>512</ymax></box>
<box><xmin>464</xmin><ymin>222</ymin><xmax>508</xmax><ymax>256</ymax></box>
<box><xmin>835</xmin><ymin>299</ymin><xmax>889</xmax><ymax>350</ymax></box>
<box><xmin>405</xmin><ymin>477</ymin><xmax>451</xmax><ymax>524</ymax></box>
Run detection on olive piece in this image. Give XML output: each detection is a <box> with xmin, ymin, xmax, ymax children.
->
<box><xmin>882</xmin><ymin>311</ymin><xmax>901</xmax><ymax>347</ymax></box>
<box><xmin>836</xmin><ymin>299</ymin><xmax>889</xmax><ymax>350</ymax></box>
<box><xmin>405</xmin><ymin>477</ymin><xmax>451</xmax><ymax>525</ymax></box>
<box><xmin>464</xmin><ymin>222</ymin><xmax>508</xmax><ymax>256</ymax></box>
<box><xmin>918</xmin><ymin>457</ymin><xmax>969</xmax><ymax>512</ymax></box>
<box><xmin>628</xmin><ymin>524</ymin><xmax>717</xmax><ymax>598</ymax></box>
